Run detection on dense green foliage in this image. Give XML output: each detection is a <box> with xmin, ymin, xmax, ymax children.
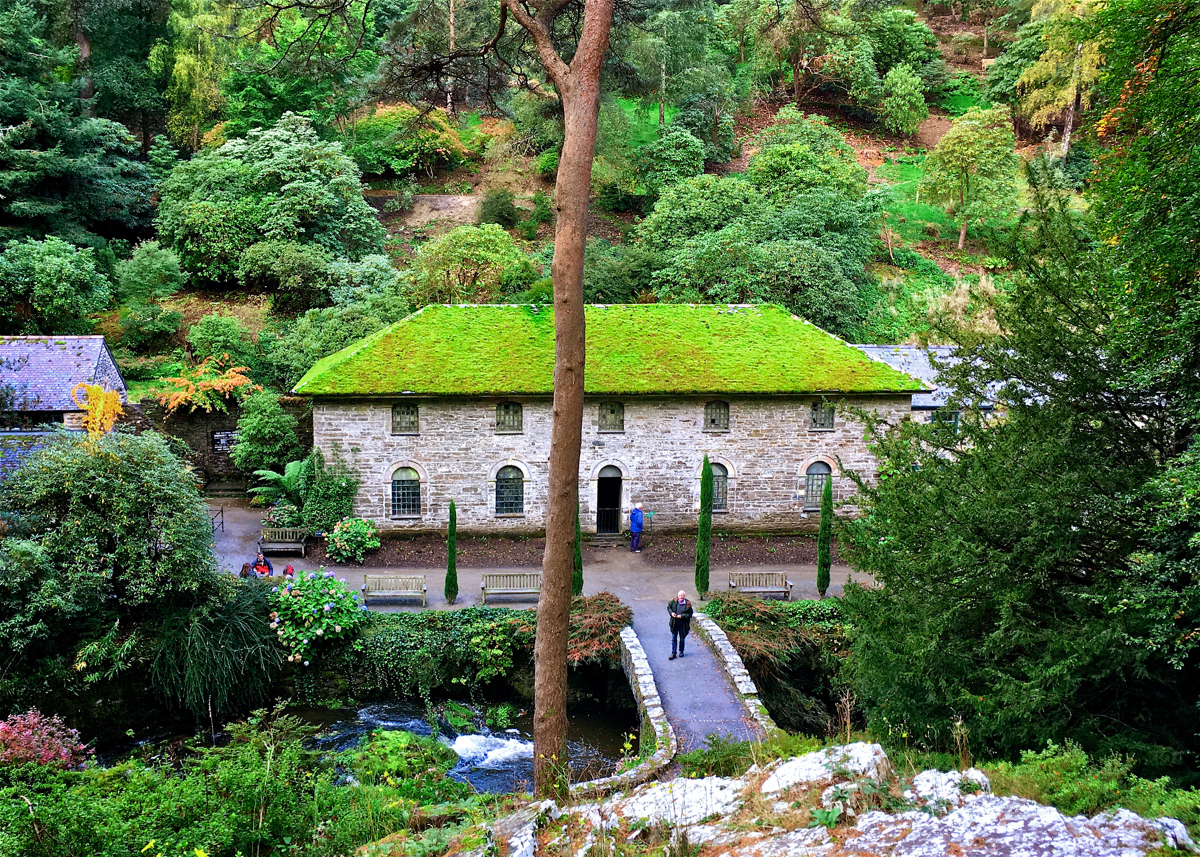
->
<box><xmin>0</xmin><ymin>711</ymin><xmax>486</xmax><ymax>857</ymax></box>
<box><xmin>880</xmin><ymin>64</ymin><xmax>928</xmax><ymax>137</ymax></box>
<box><xmin>409</xmin><ymin>224</ymin><xmax>536</xmax><ymax>305</ymax></box>
<box><xmin>230</xmin><ymin>391</ymin><xmax>305</xmax><ymax>476</ymax></box>
<box><xmin>342</xmin><ymin>104</ymin><xmax>472</xmax><ymax>176</ymax></box>
<box><xmin>0</xmin><ymin>238</ymin><xmax>112</xmax><ymax>334</ymax></box>
<box><xmin>157</xmin><ymin>114</ymin><xmax>384</xmax><ymax>282</ymax></box>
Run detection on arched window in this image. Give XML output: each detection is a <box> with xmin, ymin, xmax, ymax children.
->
<box><xmin>804</xmin><ymin>461</ymin><xmax>832</xmax><ymax>509</ymax></box>
<box><xmin>599</xmin><ymin>401</ymin><xmax>624</xmax><ymax>432</ymax></box>
<box><xmin>496</xmin><ymin>465</ymin><xmax>525</xmax><ymax>514</ymax></box>
<box><xmin>497</xmin><ymin>402</ymin><xmax>523</xmax><ymax>433</ymax></box>
<box><xmin>711</xmin><ymin>462</ymin><xmax>728</xmax><ymax>511</ymax></box>
<box><xmin>391</xmin><ymin>467</ymin><xmax>421</xmax><ymax>516</ymax></box>
<box><xmin>704</xmin><ymin>401</ymin><xmax>730</xmax><ymax>431</ymax></box>
<box><xmin>391</xmin><ymin>403</ymin><xmax>418</xmax><ymax>434</ymax></box>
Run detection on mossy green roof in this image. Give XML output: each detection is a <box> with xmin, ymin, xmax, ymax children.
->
<box><xmin>293</xmin><ymin>304</ymin><xmax>928</xmax><ymax>397</ymax></box>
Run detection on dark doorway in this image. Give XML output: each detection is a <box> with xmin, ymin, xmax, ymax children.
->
<box><xmin>596</xmin><ymin>465</ymin><xmax>622</xmax><ymax>534</ymax></box>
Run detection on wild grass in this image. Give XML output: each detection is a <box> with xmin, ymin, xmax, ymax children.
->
<box><xmin>617</xmin><ymin>98</ymin><xmax>677</xmax><ymax>148</ymax></box>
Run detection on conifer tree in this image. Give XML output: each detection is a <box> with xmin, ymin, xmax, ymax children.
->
<box><xmin>572</xmin><ymin>503</ymin><xmax>584</xmax><ymax>596</ymax></box>
<box><xmin>817</xmin><ymin>475</ymin><xmax>833</xmax><ymax>598</ymax></box>
<box><xmin>445</xmin><ymin>501</ymin><xmax>458</xmax><ymax>604</ymax></box>
<box><xmin>696</xmin><ymin>455</ymin><xmax>713</xmax><ymax>597</ymax></box>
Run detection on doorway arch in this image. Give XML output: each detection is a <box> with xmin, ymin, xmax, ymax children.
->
<box><xmin>596</xmin><ymin>464</ymin><xmax>623</xmax><ymax>534</ymax></box>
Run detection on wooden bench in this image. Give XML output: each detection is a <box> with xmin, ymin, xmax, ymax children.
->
<box><xmin>258</xmin><ymin>527</ymin><xmax>308</xmax><ymax>556</ymax></box>
<box><xmin>729</xmin><ymin>570</ymin><xmax>793</xmax><ymax>600</ymax></box>
<box><xmin>362</xmin><ymin>574</ymin><xmax>427</xmax><ymax>607</ymax></box>
<box><xmin>481</xmin><ymin>571</ymin><xmax>542</xmax><ymax>604</ymax></box>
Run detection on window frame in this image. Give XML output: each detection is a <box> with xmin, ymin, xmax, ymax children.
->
<box><xmin>390</xmin><ymin>467</ymin><xmax>421</xmax><ymax>517</ymax></box>
<box><xmin>391</xmin><ymin>402</ymin><xmax>419</xmax><ymax>435</ymax></box>
<box><xmin>495</xmin><ymin>465</ymin><xmax>525</xmax><ymax>516</ymax></box>
<box><xmin>703</xmin><ymin>400</ymin><xmax>730</xmax><ymax>433</ymax></box>
<box><xmin>598</xmin><ymin>401</ymin><xmax>625</xmax><ymax>433</ymax></box>
<box><xmin>710</xmin><ymin>462</ymin><xmax>729</xmax><ymax>512</ymax></box>
<box><xmin>933</xmin><ymin>409</ymin><xmax>960</xmax><ymax>434</ymax></box>
<box><xmin>803</xmin><ymin>462</ymin><xmax>832</xmax><ymax>510</ymax></box>
<box><xmin>810</xmin><ymin>402</ymin><xmax>835</xmax><ymax>431</ymax></box>
<box><xmin>496</xmin><ymin>402</ymin><xmax>523</xmax><ymax>434</ymax></box>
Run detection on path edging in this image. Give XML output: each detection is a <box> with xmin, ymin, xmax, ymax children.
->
<box><xmin>692</xmin><ymin>613</ymin><xmax>782</xmax><ymax>737</ymax></box>
<box><xmin>570</xmin><ymin>626</ymin><xmax>677</xmax><ymax>797</ymax></box>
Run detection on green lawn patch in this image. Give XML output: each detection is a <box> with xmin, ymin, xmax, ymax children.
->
<box><xmin>877</xmin><ymin>155</ymin><xmax>959</xmax><ymax>244</ymax></box>
<box><xmin>294</xmin><ymin>303</ymin><xmax>929</xmax><ymax>397</ymax></box>
<box><xmin>938</xmin><ymin>72</ymin><xmax>992</xmax><ymax>117</ymax></box>
<box><xmin>617</xmin><ymin>97</ymin><xmax>676</xmax><ymax>148</ymax></box>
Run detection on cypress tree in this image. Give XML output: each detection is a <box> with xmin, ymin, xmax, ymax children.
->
<box><xmin>817</xmin><ymin>475</ymin><xmax>832</xmax><ymax>599</ymax></box>
<box><xmin>445</xmin><ymin>500</ymin><xmax>458</xmax><ymax>604</ymax></box>
<box><xmin>572</xmin><ymin>502</ymin><xmax>584</xmax><ymax>596</ymax></box>
<box><xmin>696</xmin><ymin>454</ymin><xmax>713</xmax><ymax>597</ymax></box>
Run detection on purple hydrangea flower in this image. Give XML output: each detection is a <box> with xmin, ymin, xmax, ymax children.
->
<box><xmin>324</xmin><ymin>603</ymin><xmax>333</xmax><ymax>612</ymax></box>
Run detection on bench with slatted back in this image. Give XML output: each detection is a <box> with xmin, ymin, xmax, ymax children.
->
<box><xmin>480</xmin><ymin>571</ymin><xmax>542</xmax><ymax>603</ymax></box>
<box><xmin>729</xmin><ymin>570</ymin><xmax>793</xmax><ymax>600</ymax></box>
<box><xmin>362</xmin><ymin>574</ymin><xmax>427</xmax><ymax>606</ymax></box>
<box><xmin>258</xmin><ymin>528</ymin><xmax>308</xmax><ymax>556</ymax></box>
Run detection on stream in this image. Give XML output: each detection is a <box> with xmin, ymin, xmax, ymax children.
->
<box><xmin>301</xmin><ymin>700</ymin><xmax>636</xmax><ymax>793</ymax></box>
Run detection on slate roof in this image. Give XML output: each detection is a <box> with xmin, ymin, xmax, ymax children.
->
<box><xmin>852</xmin><ymin>345</ymin><xmax>994</xmax><ymax>410</ymax></box>
<box><xmin>0</xmin><ymin>336</ymin><xmax>127</xmax><ymax>411</ymax></box>
<box><xmin>294</xmin><ymin>304</ymin><xmax>930</xmax><ymax>398</ymax></box>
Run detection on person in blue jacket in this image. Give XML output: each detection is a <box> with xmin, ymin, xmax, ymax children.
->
<box><xmin>630</xmin><ymin>502</ymin><xmax>644</xmax><ymax>553</ymax></box>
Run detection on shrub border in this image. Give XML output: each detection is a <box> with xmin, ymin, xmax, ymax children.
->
<box><xmin>692</xmin><ymin>614</ymin><xmax>782</xmax><ymax>737</ymax></box>
<box><xmin>570</xmin><ymin>626</ymin><xmax>676</xmax><ymax>797</ymax></box>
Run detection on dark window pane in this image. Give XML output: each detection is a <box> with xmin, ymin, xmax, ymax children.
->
<box><xmin>599</xmin><ymin>401</ymin><xmax>624</xmax><ymax>432</ymax></box>
<box><xmin>496</xmin><ymin>465</ymin><xmax>524</xmax><ymax>514</ymax></box>
<box><xmin>804</xmin><ymin>462</ymin><xmax>832</xmax><ymax>508</ymax></box>
<box><xmin>391</xmin><ymin>403</ymin><xmax>419</xmax><ymax>433</ymax></box>
<box><xmin>705</xmin><ymin>401</ymin><xmax>730</xmax><ymax>431</ymax></box>
<box><xmin>391</xmin><ymin>468</ymin><xmax>420</xmax><ymax>516</ymax></box>
<box><xmin>810</xmin><ymin>403</ymin><xmax>835</xmax><ymax>430</ymax></box>
<box><xmin>497</xmin><ymin>402</ymin><xmax>523</xmax><ymax>432</ymax></box>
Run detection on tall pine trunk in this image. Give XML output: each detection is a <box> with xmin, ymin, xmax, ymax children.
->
<box><xmin>817</xmin><ymin>476</ymin><xmax>832</xmax><ymax>598</ymax></box>
<box><xmin>445</xmin><ymin>501</ymin><xmax>458</xmax><ymax>604</ymax></box>
<box><xmin>514</xmin><ymin>0</ymin><xmax>613</xmax><ymax>796</ymax></box>
<box><xmin>696</xmin><ymin>455</ymin><xmax>712</xmax><ymax>597</ymax></box>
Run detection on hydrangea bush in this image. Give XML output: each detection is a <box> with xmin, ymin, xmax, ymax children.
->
<box><xmin>0</xmin><ymin>709</ymin><xmax>91</xmax><ymax>769</ymax></box>
<box><xmin>326</xmin><ymin>517</ymin><xmax>381</xmax><ymax>564</ymax></box>
<box><xmin>270</xmin><ymin>568</ymin><xmax>367</xmax><ymax>664</ymax></box>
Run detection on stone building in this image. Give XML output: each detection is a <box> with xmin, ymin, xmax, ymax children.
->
<box><xmin>0</xmin><ymin>336</ymin><xmax>128</xmax><ymax>479</ymax></box>
<box><xmin>294</xmin><ymin>304</ymin><xmax>927</xmax><ymax>534</ymax></box>
<box><xmin>853</xmin><ymin>344</ymin><xmax>998</xmax><ymax>429</ymax></box>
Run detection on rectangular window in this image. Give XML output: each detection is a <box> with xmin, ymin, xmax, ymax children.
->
<box><xmin>933</xmin><ymin>410</ymin><xmax>960</xmax><ymax>433</ymax></box>
<box><xmin>810</xmin><ymin>403</ymin><xmax>835</xmax><ymax>430</ymax></box>
<box><xmin>496</xmin><ymin>473</ymin><xmax>525</xmax><ymax>515</ymax></box>
<box><xmin>704</xmin><ymin>401</ymin><xmax>730</xmax><ymax>431</ymax></box>
<box><xmin>496</xmin><ymin>402</ymin><xmax>523</xmax><ymax>433</ymax></box>
<box><xmin>599</xmin><ymin>401</ymin><xmax>624</xmax><ymax>432</ymax></box>
<box><xmin>712</xmin><ymin>475</ymin><xmax>728</xmax><ymax>511</ymax></box>
<box><xmin>391</xmin><ymin>403</ymin><xmax>419</xmax><ymax>434</ymax></box>
<box><xmin>804</xmin><ymin>474</ymin><xmax>829</xmax><ymax>509</ymax></box>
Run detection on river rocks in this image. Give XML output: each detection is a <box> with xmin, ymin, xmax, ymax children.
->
<box><xmin>760</xmin><ymin>742</ymin><xmax>891</xmax><ymax>794</ymax></box>
<box><xmin>901</xmin><ymin>767</ymin><xmax>991</xmax><ymax>813</ymax></box>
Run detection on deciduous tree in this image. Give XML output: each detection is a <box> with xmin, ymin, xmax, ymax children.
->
<box><xmin>917</xmin><ymin>106</ymin><xmax>1019</xmax><ymax>248</ymax></box>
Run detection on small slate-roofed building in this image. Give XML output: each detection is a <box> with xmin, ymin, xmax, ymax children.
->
<box><xmin>853</xmin><ymin>344</ymin><xmax>995</xmax><ymax>430</ymax></box>
<box><xmin>0</xmin><ymin>335</ymin><xmax>128</xmax><ymax>478</ymax></box>
<box><xmin>294</xmin><ymin>304</ymin><xmax>928</xmax><ymax>534</ymax></box>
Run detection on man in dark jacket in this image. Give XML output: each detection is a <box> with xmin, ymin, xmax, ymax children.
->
<box><xmin>668</xmin><ymin>590</ymin><xmax>693</xmax><ymax>660</ymax></box>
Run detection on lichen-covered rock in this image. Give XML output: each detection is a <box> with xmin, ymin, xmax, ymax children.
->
<box><xmin>760</xmin><ymin>742</ymin><xmax>891</xmax><ymax>794</ymax></box>
<box><xmin>608</xmin><ymin>776</ymin><xmax>744</xmax><ymax>827</ymax></box>
<box><xmin>725</xmin><ymin>827</ymin><xmax>832</xmax><ymax>856</ymax></box>
<box><xmin>849</xmin><ymin>795</ymin><xmax>1184</xmax><ymax>856</ymax></box>
<box><xmin>901</xmin><ymin>768</ymin><xmax>991</xmax><ymax>813</ymax></box>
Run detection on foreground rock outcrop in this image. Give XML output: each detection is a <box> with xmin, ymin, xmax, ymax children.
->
<box><xmin>469</xmin><ymin>743</ymin><xmax>1198</xmax><ymax>857</ymax></box>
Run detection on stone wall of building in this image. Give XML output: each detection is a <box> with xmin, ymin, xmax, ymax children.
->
<box><xmin>312</xmin><ymin>394</ymin><xmax>911</xmax><ymax>534</ymax></box>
